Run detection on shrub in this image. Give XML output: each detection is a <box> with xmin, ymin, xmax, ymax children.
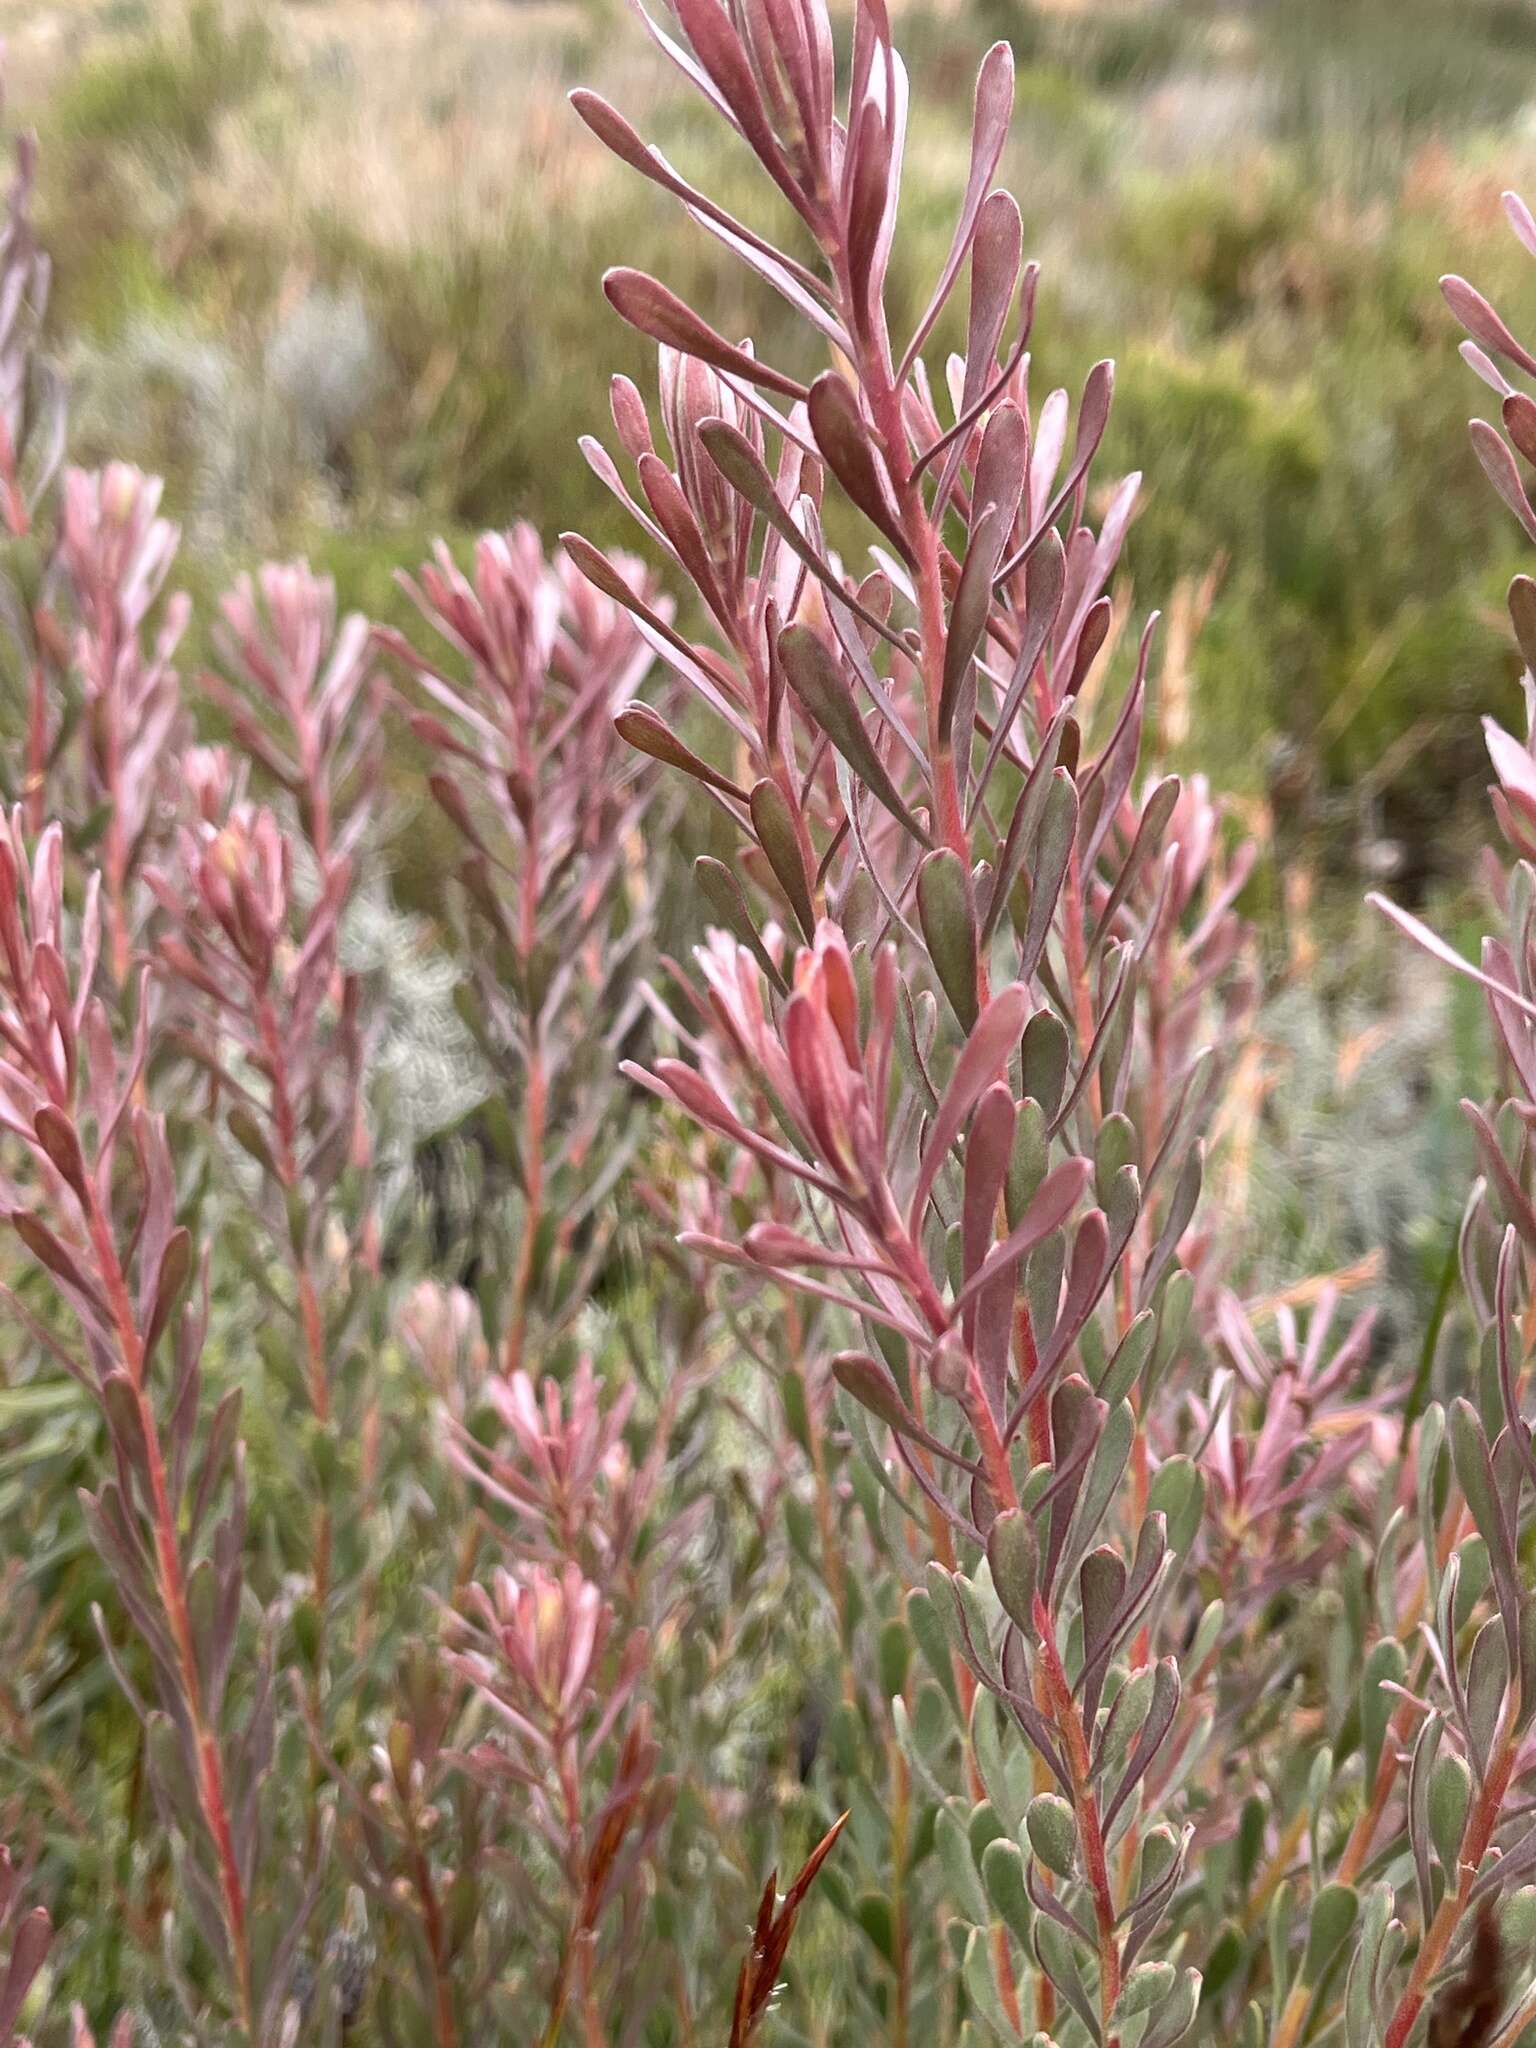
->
<box><xmin>0</xmin><ymin>2</ymin><xmax>1531</xmax><ymax>2046</ymax></box>
<box><xmin>574</xmin><ymin>0</ymin><xmax>1536</xmax><ymax>2040</ymax></box>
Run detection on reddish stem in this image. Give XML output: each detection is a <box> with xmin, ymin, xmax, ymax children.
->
<box><xmin>82</xmin><ymin>1174</ymin><xmax>253</xmax><ymax>2031</ymax></box>
<box><xmin>1382</xmin><ymin>1711</ymin><xmax>1519</xmax><ymax>2048</ymax></box>
<box><xmin>507</xmin><ymin>760</ymin><xmax>546</xmax><ymax>1378</ymax></box>
<box><xmin>402</xmin><ymin>1795</ymin><xmax>458</xmax><ymax>2048</ymax></box>
<box><xmin>1035</xmin><ymin>1597</ymin><xmax>1122</xmax><ymax>2039</ymax></box>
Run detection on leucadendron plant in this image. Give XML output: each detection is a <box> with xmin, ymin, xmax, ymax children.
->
<box><xmin>570</xmin><ymin>0</ymin><xmax>1256</xmax><ymax>2039</ymax></box>
<box><xmin>0</xmin><ymin>117</ymin><xmax>186</xmax><ymax>976</ymax></box>
<box><xmin>0</xmin><ymin>91</ymin><xmax>743</xmax><ymax>2048</ymax></box>
<box><xmin>0</xmin><ymin>812</ymin><xmax>321</xmax><ymax>2036</ymax></box>
<box><xmin>569</xmin><ymin>0</ymin><xmax>1536</xmax><ymax>2041</ymax></box>
<box><xmin>377</xmin><ymin>527</ymin><xmax>670</xmax><ymax>1381</ymax></box>
<box><xmin>1343</xmin><ymin>191</ymin><xmax>1536</xmax><ymax>2048</ymax></box>
<box><xmin>149</xmin><ymin>564</ymin><xmax>381</xmax><ymax>1723</ymax></box>
<box><xmin>301</xmin><ymin>527</ymin><xmax>703</xmax><ymax>2048</ymax></box>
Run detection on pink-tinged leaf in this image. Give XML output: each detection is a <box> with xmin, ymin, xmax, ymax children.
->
<box><xmin>143</xmin><ymin>1226</ymin><xmax>192</xmax><ymax>1363</ymax></box>
<box><xmin>667</xmin><ymin>0</ymin><xmax>805</xmax><ymax>215</ymax></box>
<box><xmin>636</xmin><ymin>452</ymin><xmax>731</xmax><ymax>622</ymax></box>
<box><xmin>688</xmin><ymin>203</ymin><xmax>849</xmax><ymax>345</ymax></box>
<box><xmin>970</xmin><ymin>400</ymin><xmax>1029</xmax><ymax>540</ymax></box>
<box><xmin>822</xmin><ymin>581</ymin><xmax>926</xmax><ymax>773</ymax></box>
<box><xmin>1037</xmin><ymin>1376</ymin><xmax>1105</xmax><ymax>1589</ymax></box>
<box><xmin>1092</xmin><ymin>775</ymin><xmax>1181</xmax><ymax>955</ymax></box>
<box><xmin>580</xmin><ymin>430</ymin><xmax>674</xmax><ymax>556</ymax></box>
<box><xmin>1043</xmin><ymin>1216</ymin><xmax>1115</xmax><ymax>1384</ymax></box>
<box><xmin>1028</xmin><ymin>385</ymin><xmax>1070</xmax><ymax>523</ymax></box>
<box><xmin>961</xmin><ymin>1083</ymin><xmax>1016</xmax><ymax>1292</ymax></box>
<box><xmin>1001</xmin><ymin>360</ymin><xmax>1116</xmax><ymax>583</ymax></box>
<box><xmin>425</xmin><ymin>773</ymin><xmax>492</xmax><ymax>863</ymax></box>
<box><xmin>797</xmin><ymin>0</ymin><xmax>834</xmax><ymax>138</ymax></box>
<box><xmin>406</xmin><ymin>708</ymin><xmax>475</xmax><ymax>762</ymax></box>
<box><xmin>562</xmin><ymin>531</ymin><xmax>674</xmax><ymax>635</ymax></box>
<box><xmin>846</xmin><ymin>30</ymin><xmax>907</xmax><ymax>339</ymax></box>
<box><xmin>630</xmin><ymin>1063</ymin><xmax>844</xmax><ymax>1200</ymax></box>
<box><xmin>1442</xmin><ymin>274</ymin><xmax>1536</xmax><ymax>376</ymax></box>
<box><xmin>73</xmin><ymin>874</ymin><xmax>103</xmax><ymax>1040</ymax></box>
<box><xmin>1369</xmin><ymin>892</ymin><xmax>1536</xmax><ymax>1024</ymax></box>
<box><xmin>610</xmin><ymin>372</ymin><xmax>656</xmax><ymax>460</ymax></box>
<box><xmin>963</xmin><ymin>191</ymin><xmax>1023</xmax><ymax>401</ymax></box>
<box><xmin>848</xmin><ymin>0</ymin><xmax>892</xmax><ymax>112</ymax></box>
<box><xmin>603</xmin><ymin>271</ymin><xmax>809</xmax><ymax>402</ymax></box>
<box><xmin>1505</xmin><ymin>189</ymin><xmax>1536</xmax><ymax>259</ymax></box>
<box><xmin>624</xmin><ymin>0</ymin><xmax>743</xmax><ymax>131</ymax></box>
<box><xmin>571</xmin><ymin>91</ymin><xmax>829</xmax><ymax>309</ymax></box>
<box><xmin>0</xmin><ymin>1907</ymin><xmax>50</xmax><ymax>2039</ymax></box>
<box><xmin>563</xmin><ymin>533</ymin><xmax>756</xmax><ymax>742</ymax></box>
<box><xmin>961</xmin><ymin>1083</ymin><xmax>1017</xmax><ymax>1409</ymax></box>
<box><xmin>684</xmin><ymin>1230</ymin><xmax>928</xmax><ymax>1338</ymax></box>
<box><xmin>1461</xmin><ymin>339</ymin><xmax>1512</xmax><ymax>398</ymax></box>
<box><xmin>1506</xmin><ymin>391</ymin><xmax>1536</xmax><ymax>467</ymax></box>
<box><xmin>1464</xmin><ymin>1100</ymin><xmax>1536</xmax><ymax>1252</ymax></box>
<box><xmin>31</xmin><ymin>1103</ymin><xmax>87</xmax><ymax>1203</ymax></box>
<box><xmin>1486</xmin><ymin>716</ymin><xmax>1536</xmax><ymax>804</ymax></box>
<box><xmin>743</xmin><ymin>1223</ymin><xmax>874</xmax><ymax>1272</ymax></box>
<box><xmin>1057</xmin><ymin>472</ymin><xmax>1140</xmax><ymax>680</ymax></box>
<box><xmin>806</xmin><ymin>372</ymin><xmax>910</xmax><ymax>557</ymax></box>
<box><xmin>1510</xmin><ymin>576</ymin><xmax>1536</xmax><ymax>675</ymax></box>
<box><xmin>909</xmin><ymin>982</ymin><xmax>1032</xmax><ymax>1233</ymax></box>
<box><xmin>1448</xmin><ymin>1396</ymin><xmax>1523</xmax><ymax>1669</ymax></box>
<box><xmin>748</xmin><ymin>779</ymin><xmax>816</xmax><ymax>939</ymax></box>
<box><xmin>740</xmin><ymin>0</ymin><xmax>809</xmax><ymax>157</ymax></box>
<box><xmin>1477</xmin><ymin>416</ymin><xmax>1536</xmax><ymax>543</ymax></box>
<box><xmin>697</xmin><ymin>419</ymin><xmax>904</xmax><ymax>652</ymax></box>
<box><xmin>984</xmin><ymin>729</ymin><xmax>1074</xmax><ymax>961</ymax></box>
<box><xmin>777</xmin><ymin>623</ymin><xmax>932</xmax><ymax>846</ymax></box>
<box><xmin>616</xmin><ymin>704</ymin><xmax>748</xmax><ymax>800</ymax></box>
<box><xmin>100</xmin><ymin>1370</ymin><xmax>151</xmax><ymax>1486</ymax></box>
<box><xmin>31</xmin><ymin>945</ymin><xmax>76</xmax><ymax>1093</ymax></box>
<box><xmin>938</xmin><ymin>503</ymin><xmax>1004</xmax><ymax>747</ymax></box>
<box><xmin>698</xmin><ymin>412</ymin><xmax>796</xmax><ymax>521</ymax></box>
<box><xmin>1064</xmin><ymin>355</ymin><xmax>1115</xmax><ymax>476</ymax></box>
<box><xmin>694</xmin><ymin>858</ymin><xmax>790</xmax><ymax>994</ymax></box>
<box><xmin>782</xmin><ymin>989</ymin><xmax>853</xmax><ymax>1175</ymax></box>
<box><xmin>952</xmin><ymin>1156</ymin><xmax>1092</xmax><ymax>1316</ymax></box>
<box><xmin>830</xmin><ymin>1350</ymin><xmax>977</xmax><ymax>1465</ymax></box>
<box><xmin>11</xmin><ymin>1212</ymin><xmax>108</xmax><ymax>1320</ymax></box>
<box><xmin>912</xmin><ymin>270</ymin><xmax>1037</xmax><ymax>480</ymax></box>
<box><xmin>189</xmin><ymin>1386</ymin><xmax>244</xmax><ymax>1543</ymax></box>
<box><xmin>843</xmin><ymin>94</ymin><xmax>895</xmax><ymax>338</ymax></box>
<box><xmin>1067</xmin><ymin>595</ymin><xmax>1114</xmax><ymax>699</ymax></box>
<box><xmin>641</xmin><ymin>1058</ymin><xmax>747</xmax><ymax>1140</ymax></box>
<box><xmin>900</xmin><ymin>40</ymin><xmax>1015</xmax><ymax>377</ymax></box>
<box><xmin>972</xmin><ymin>531</ymin><xmax>1067</xmax><ymax>815</ymax></box>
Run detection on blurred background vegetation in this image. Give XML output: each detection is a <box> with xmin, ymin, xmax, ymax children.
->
<box><xmin>1</xmin><ymin>0</ymin><xmax>1531</xmax><ymax>1309</ymax></box>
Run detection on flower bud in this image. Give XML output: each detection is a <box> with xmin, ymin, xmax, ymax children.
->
<box><xmin>929</xmin><ymin>1329</ymin><xmax>970</xmax><ymax>1399</ymax></box>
